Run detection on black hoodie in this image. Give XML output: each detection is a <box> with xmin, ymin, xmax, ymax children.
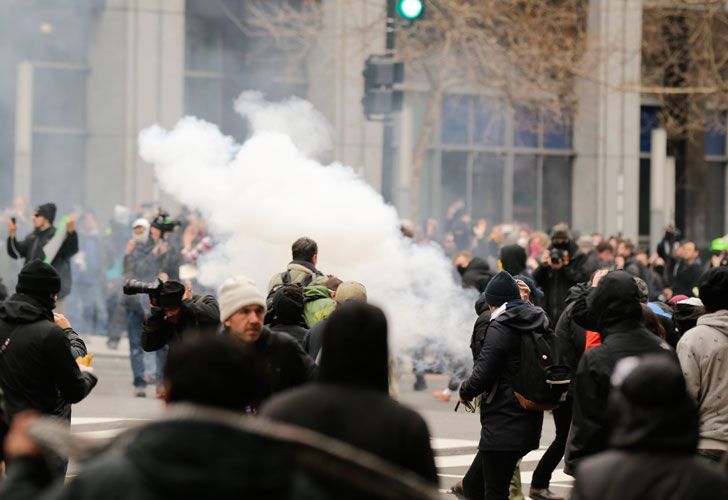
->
<box><xmin>499</xmin><ymin>244</ymin><xmax>527</xmax><ymax>276</ymax></box>
<box><xmin>460</xmin><ymin>301</ymin><xmax>546</xmax><ymax>452</ymax></box>
<box><xmin>261</xmin><ymin>303</ymin><xmax>438</xmax><ymax>484</ymax></box>
<box><xmin>572</xmin><ymin>356</ymin><xmax>728</xmax><ymax>499</ymax></box>
<box><xmin>0</xmin><ymin>294</ymin><xmax>96</xmax><ymax>422</ymax></box>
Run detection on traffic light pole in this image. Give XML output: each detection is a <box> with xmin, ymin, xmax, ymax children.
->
<box><xmin>381</xmin><ymin>0</ymin><xmax>396</xmax><ymax>203</ymax></box>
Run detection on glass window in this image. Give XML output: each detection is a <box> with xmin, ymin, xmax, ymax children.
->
<box><xmin>706</xmin><ymin>162</ymin><xmax>726</xmax><ymax>238</ymax></box>
<box><xmin>542</xmin><ymin>156</ymin><xmax>572</xmax><ymax>228</ymax></box>
<box><xmin>32</xmin><ymin>133</ymin><xmax>85</xmax><ymax>213</ymax></box>
<box><xmin>513</xmin><ymin>155</ymin><xmax>538</xmax><ymax>226</ymax></box>
<box><xmin>185</xmin><ymin>13</ymin><xmax>223</xmax><ymax>73</ymax></box>
<box><xmin>441</xmin><ymin>95</ymin><xmax>470</xmax><ymax>145</ymax></box>
<box><xmin>705</xmin><ymin>112</ymin><xmax>726</xmax><ymax>156</ymax></box>
<box><xmin>514</xmin><ymin>103</ymin><xmax>539</xmax><ymax>148</ymax></box>
<box><xmin>640</xmin><ymin>106</ymin><xmax>660</xmax><ymax>153</ymax></box>
<box><xmin>474</xmin><ymin>98</ymin><xmax>505</xmax><ymax>147</ymax></box>
<box><xmin>185</xmin><ymin>77</ymin><xmax>222</xmax><ymax>124</ymax></box>
<box><xmin>472</xmin><ymin>153</ymin><xmax>504</xmax><ymax>223</ymax></box>
<box><xmin>33</xmin><ymin>67</ymin><xmax>86</xmax><ymax>129</ymax></box>
<box><xmin>441</xmin><ymin>151</ymin><xmax>468</xmax><ymax>221</ymax></box>
<box><xmin>543</xmin><ymin>108</ymin><xmax>572</xmax><ymax>150</ymax></box>
<box><xmin>639</xmin><ymin>159</ymin><xmax>651</xmax><ymax>236</ymax></box>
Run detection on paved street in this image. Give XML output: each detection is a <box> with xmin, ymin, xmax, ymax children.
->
<box><xmin>69</xmin><ymin>336</ymin><xmax>572</xmax><ymax>498</ymax></box>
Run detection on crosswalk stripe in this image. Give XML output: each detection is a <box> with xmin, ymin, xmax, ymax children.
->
<box><xmin>435</xmin><ymin>448</ymin><xmax>547</xmax><ymax>468</ymax></box>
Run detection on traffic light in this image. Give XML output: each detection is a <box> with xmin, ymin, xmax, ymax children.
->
<box><xmin>362</xmin><ymin>55</ymin><xmax>404</xmax><ymax>118</ymax></box>
<box><xmin>395</xmin><ymin>0</ymin><xmax>424</xmax><ymax>20</ymax></box>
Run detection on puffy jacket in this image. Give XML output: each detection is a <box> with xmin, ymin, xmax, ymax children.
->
<box><xmin>7</xmin><ymin>227</ymin><xmax>79</xmax><ymax>299</ymax></box>
<box><xmin>0</xmin><ymin>294</ymin><xmax>96</xmax><ymax>422</ymax></box>
<box><xmin>142</xmin><ymin>295</ymin><xmax>220</xmax><ymax>352</ymax></box>
<box><xmin>459</xmin><ymin>301</ymin><xmax>545</xmax><ymax>452</ymax></box>
<box><xmin>677</xmin><ymin>310</ymin><xmax>728</xmax><ymax>451</ymax></box>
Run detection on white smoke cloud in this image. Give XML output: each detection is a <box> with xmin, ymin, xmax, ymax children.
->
<box><xmin>138</xmin><ymin>94</ymin><xmax>476</xmax><ymax>363</ymax></box>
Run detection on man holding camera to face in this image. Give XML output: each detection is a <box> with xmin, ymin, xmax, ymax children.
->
<box><xmin>533</xmin><ymin>223</ymin><xmax>588</xmax><ymax>323</ymax></box>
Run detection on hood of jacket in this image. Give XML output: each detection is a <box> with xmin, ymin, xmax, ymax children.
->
<box><xmin>474</xmin><ymin>294</ymin><xmax>490</xmax><ymax>316</ymax></box>
<box><xmin>565</xmin><ymin>282</ymin><xmax>590</xmax><ymax>307</ymax></box>
<box><xmin>0</xmin><ymin>293</ymin><xmax>54</xmax><ymax>323</ymax></box>
<box><xmin>696</xmin><ymin>309</ymin><xmax>728</xmax><ymax>335</ymax></box>
<box><xmin>465</xmin><ymin>257</ymin><xmax>491</xmax><ymax>274</ymax></box>
<box><xmin>499</xmin><ymin>244</ymin><xmax>527</xmax><ymax>276</ymax></box>
<box><xmin>125</xmin><ymin>418</ymin><xmax>294</xmax><ymax>498</ymax></box>
<box><xmin>608</xmin><ymin>355</ymin><xmax>698</xmax><ymax>454</ymax></box>
<box><xmin>587</xmin><ymin>271</ymin><xmax>642</xmax><ymax>332</ymax></box>
<box><xmin>494</xmin><ymin>300</ymin><xmax>550</xmax><ymax>333</ymax></box>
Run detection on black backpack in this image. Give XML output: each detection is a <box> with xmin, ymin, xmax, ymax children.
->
<box><xmin>512</xmin><ymin>324</ymin><xmax>571</xmax><ymax>411</ymax></box>
<box><xmin>265</xmin><ymin>271</ymin><xmax>313</xmax><ymax>325</ymax></box>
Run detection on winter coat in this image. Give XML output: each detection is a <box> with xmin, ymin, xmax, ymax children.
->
<box><xmin>533</xmin><ymin>241</ymin><xmax>587</xmax><ymax>323</ymax></box>
<box><xmin>469</xmin><ymin>295</ymin><xmax>492</xmax><ymax>362</ymax></box>
<box><xmin>0</xmin><ymin>294</ymin><xmax>97</xmax><ymax>422</ymax></box>
<box><xmin>270</xmin><ymin>323</ymin><xmax>309</xmax><ymax>348</ymax></box>
<box><xmin>141</xmin><ymin>295</ymin><xmax>220</xmax><ymax>352</ymax></box>
<box><xmin>261</xmin><ymin>383</ymin><xmax>438</xmax><ymax>484</ymax></box>
<box><xmin>6</xmin><ymin>227</ymin><xmax>79</xmax><ymax>299</ymax></box>
<box><xmin>123</xmin><ymin>240</ymin><xmax>157</xmax><ymax>282</ymax></box>
<box><xmin>302</xmin><ymin>285</ymin><xmax>336</xmax><ymax>327</ymax></box>
<box><xmin>459</xmin><ymin>257</ymin><xmax>494</xmax><ymax>293</ymax></box>
<box><xmin>267</xmin><ymin>260</ymin><xmax>325</xmax><ymax>294</ymax></box>
<box><xmin>238</xmin><ymin>326</ymin><xmax>316</xmax><ymax>399</ymax></box>
<box><xmin>677</xmin><ymin>309</ymin><xmax>728</xmax><ymax>451</ymax></box>
<box><xmin>554</xmin><ymin>283</ymin><xmax>590</xmax><ymax>396</ymax></box>
<box><xmin>459</xmin><ymin>301</ymin><xmax>545</xmax><ymax>453</ymax></box>
<box><xmin>304</xmin><ymin>318</ymin><xmax>326</xmax><ymax>360</ymax></box>
<box><xmin>670</xmin><ymin>260</ymin><xmax>702</xmax><ymax>296</ymax></box>
<box><xmin>0</xmin><ymin>279</ymin><xmax>6</xmax><ymax>302</ymax></box>
<box><xmin>567</xmin><ymin>325</ymin><xmax>676</xmax><ymax>468</ymax></box>
<box><xmin>572</xmin><ymin>354</ymin><xmax>728</xmax><ymax>500</ymax></box>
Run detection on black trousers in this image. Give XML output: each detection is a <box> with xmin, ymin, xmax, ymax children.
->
<box><xmin>482</xmin><ymin>450</ymin><xmax>523</xmax><ymax>500</ymax></box>
<box><xmin>531</xmin><ymin>399</ymin><xmax>573</xmax><ymax>489</ymax></box>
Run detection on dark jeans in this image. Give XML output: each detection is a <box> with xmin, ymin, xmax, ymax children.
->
<box><xmin>462</xmin><ymin>451</ymin><xmax>484</xmax><ymax>499</ymax></box>
<box><xmin>482</xmin><ymin>450</ymin><xmax>523</xmax><ymax>500</ymax></box>
<box><xmin>127</xmin><ymin>308</ymin><xmax>146</xmax><ymax>387</ymax></box>
<box><xmin>531</xmin><ymin>398</ymin><xmax>572</xmax><ymax>489</ymax></box>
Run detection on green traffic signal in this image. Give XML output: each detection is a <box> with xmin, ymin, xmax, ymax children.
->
<box><xmin>396</xmin><ymin>0</ymin><xmax>423</xmax><ymax>20</ymax></box>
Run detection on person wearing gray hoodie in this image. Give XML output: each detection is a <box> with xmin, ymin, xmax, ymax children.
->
<box><xmin>676</xmin><ymin>266</ymin><xmax>728</xmax><ymax>463</ymax></box>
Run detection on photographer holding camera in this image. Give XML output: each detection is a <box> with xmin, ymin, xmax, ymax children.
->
<box><xmin>129</xmin><ymin>279</ymin><xmax>219</xmax><ymax>353</ymax></box>
<box><xmin>534</xmin><ymin>223</ymin><xmax>588</xmax><ymax>323</ymax></box>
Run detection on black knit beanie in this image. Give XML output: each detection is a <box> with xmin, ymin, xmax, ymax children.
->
<box><xmin>16</xmin><ymin>259</ymin><xmax>61</xmax><ymax>296</ymax></box>
<box><xmin>485</xmin><ymin>271</ymin><xmax>521</xmax><ymax>307</ymax></box>
<box><xmin>698</xmin><ymin>267</ymin><xmax>728</xmax><ymax>312</ymax></box>
<box><xmin>35</xmin><ymin>203</ymin><xmax>57</xmax><ymax>224</ymax></box>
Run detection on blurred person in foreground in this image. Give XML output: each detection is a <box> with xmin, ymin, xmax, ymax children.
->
<box><xmin>571</xmin><ymin>355</ymin><xmax>728</xmax><ymax>499</ymax></box>
<box><xmin>261</xmin><ymin>302</ymin><xmax>438</xmax><ymax>485</ymax></box>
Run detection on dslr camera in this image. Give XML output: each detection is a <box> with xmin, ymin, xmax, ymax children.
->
<box><xmin>151</xmin><ymin>209</ymin><xmax>181</xmax><ymax>235</ymax></box>
<box><xmin>550</xmin><ymin>248</ymin><xmax>569</xmax><ymax>265</ymax></box>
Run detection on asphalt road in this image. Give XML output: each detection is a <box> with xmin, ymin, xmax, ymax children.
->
<box><xmin>68</xmin><ymin>336</ymin><xmax>572</xmax><ymax>499</ymax></box>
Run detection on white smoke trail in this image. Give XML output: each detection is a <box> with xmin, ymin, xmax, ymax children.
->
<box><xmin>138</xmin><ymin>93</ymin><xmax>476</xmax><ymax>363</ymax></box>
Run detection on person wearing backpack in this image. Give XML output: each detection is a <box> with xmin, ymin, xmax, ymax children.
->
<box><xmin>458</xmin><ymin>271</ymin><xmax>547</xmax><ymax>500</ymax></box>
<box><xmin>565</xmin><ymin>270</ymin><xmax>676</xmax><ymax>472</ymax></box>
<box><xmin>267</xmin><ymin>237</ymin><xmax>326</xmax><ymax>294</ymax></box>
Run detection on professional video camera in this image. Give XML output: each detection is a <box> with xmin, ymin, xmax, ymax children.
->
<box><xmin>123</xmin><ymin>279</ymin><xmax>185</xmax><ymax>308</ymax></box>
<box><xmin>151</xmin><ymin>209</ymin><xmax>181</xmax><ymax>235</ymax></box>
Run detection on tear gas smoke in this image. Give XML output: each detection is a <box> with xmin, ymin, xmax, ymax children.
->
<box><xmin>139</xmin><ymin>91</ymin><xmax>476</xmax><ymax>367</ymax></box>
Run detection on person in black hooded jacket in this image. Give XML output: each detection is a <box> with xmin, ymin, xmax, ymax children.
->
<box><xmin>267</xmin><ymin>284</ymin><xmax>309</xmax><ymax>347</ymax></box>
<box><xmin>261</xmin><ymin>302</ymin><xmax>438</xmax><ymax>485</ymax></box>
<box><xmin>498</xmin><ymin>244</ymin><xmax>527</xmax><ymax>277</ymax></box>
<box><xmin>459</xmin><ymin>271</ymin><xmax>546</xmax><ymax>500</ymax></box>
<box><xmin>565</xmin><ymin>271</ymin><xmax>676</xmax><ymax>471</ymax></box>
<box><xmin>571</xmin><ymin>355</ymin><xmax>728</xmax><ymax>500</ymax></box>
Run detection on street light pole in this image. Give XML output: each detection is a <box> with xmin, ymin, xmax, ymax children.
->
<box><xmin>381</xmin><ymin>0</ymin><xmax>396</xmax><ymax>203</ymax></box>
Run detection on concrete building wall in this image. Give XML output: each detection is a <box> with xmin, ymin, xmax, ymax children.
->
<box><xmin>573</xmin><ymin>0</ymin><xmax>642</xmax><ymax>240</ymax></box>
<box><xmin>86</xmin><ymin>0</ymin><xmax>185</xmax><ymax>221</ymax></box>
<box><xmin>306</xmin><ymin>0</ymin><xmax>385</xmax><ymax>190</ymax></box>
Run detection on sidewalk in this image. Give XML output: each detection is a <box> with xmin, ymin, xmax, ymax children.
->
<box><xmin>81</xmin><ymin>334</ymin><xmax>129</xmax><ymax>359</ymax></box>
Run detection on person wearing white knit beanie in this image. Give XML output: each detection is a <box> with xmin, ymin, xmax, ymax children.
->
<box><xmin>218</xmin><ymin>276</ymin><xmax>267</xmax><ymax>344</ymax></box>
<box><xmin>218</xmin><ymin>275</ymin><xmax>315</xmax><ymax>398</ymax></box>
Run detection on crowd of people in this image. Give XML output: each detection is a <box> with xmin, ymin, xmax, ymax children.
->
<box><xmin>0</xmin><ymin>196</ymin><xmax>727</xmax><ymax>499</ymax></box>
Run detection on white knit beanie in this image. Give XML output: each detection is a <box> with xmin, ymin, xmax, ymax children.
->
<box><xmin>218</xmin><ymin>276</ymin><xmax>267</xmax><ymax>322</ymax></box>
